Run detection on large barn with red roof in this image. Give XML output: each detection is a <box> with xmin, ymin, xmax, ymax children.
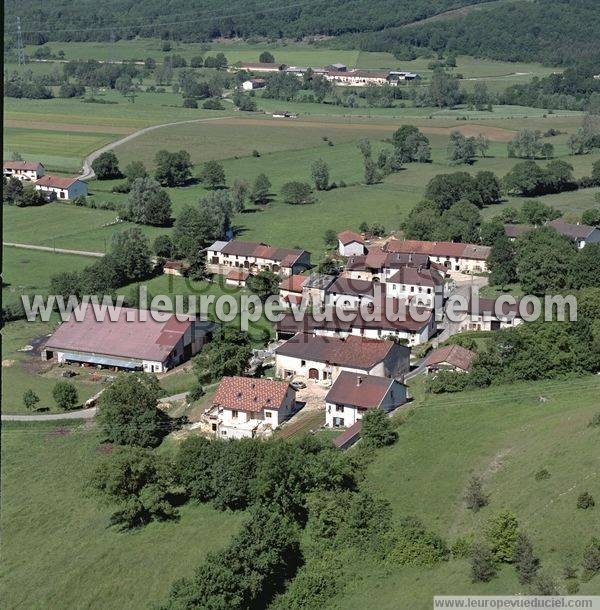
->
<box><xmin>42</xmin><ymin>306</ymin><xmax>213</xmax><ymax>373</ymax></box>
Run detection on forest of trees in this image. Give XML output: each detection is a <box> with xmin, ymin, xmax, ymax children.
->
<box><xmin>7</xmin><ymin>1</ymin><xmax>600</xmax><ymax>66</ymax></box>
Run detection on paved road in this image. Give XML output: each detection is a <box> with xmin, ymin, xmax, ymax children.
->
<box><xmin>4</xmin><ymin>242</ymin><xmax>104</xmax><ymax>257</ymax></box>
<box><xmin>2</xmin><ymin>392</ymin><xmax>188</xmax><ymax>422</ymax></box>
<box><xmin>80</xmin><ymin>116</ymin><xmax>230</xmax><ymax>180</ymax></box>
<box><xmin>2</xmin><ymin>408</ymin><xmax>97</xmax><ymax>422</ymax></box>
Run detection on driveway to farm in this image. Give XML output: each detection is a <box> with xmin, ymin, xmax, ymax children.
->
<box><xmin>1</xmin><ymin>408</ymin><xmax>97</xmax><ymax>422</ymax></box>
<box><xmin>4</xmin><ymin>242</ymin><xmax>104</xmax><ymax>257</ymax></box>
<box><xmin>80</xmin><ymin>116</ymin><xmax>232</xmax><ymax>180</ymax></box>
<box><xmin>1</xmin><ymin>390</ymin><xmax>188</xmax><ymax>422</ymax></box>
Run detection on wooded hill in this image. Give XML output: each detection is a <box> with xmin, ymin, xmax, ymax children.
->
<box><xmin>6</xmin><ymin>0</ymin><xmax>600</xmax><ymax>65</ymax></box>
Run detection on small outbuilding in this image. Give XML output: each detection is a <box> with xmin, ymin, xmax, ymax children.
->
<box><xmin>337</xmin><ymin>230</ymin><xmax>366</xmax><ymax>257</ymax></box>
<box><xmin>424</xmin><ymin>344</ymin><xmax>476</xmax><ymax>373</ymax></box>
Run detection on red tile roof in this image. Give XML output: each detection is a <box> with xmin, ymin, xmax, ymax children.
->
<box><xmin>276</xmin><ymin>303</ymin><xmax>433</xmax><ymax>334</ymax></box>
<box><xmin>326</xmin><ymin>371</ymin><xmax>398</xmax><ymax>409</ymax></box>
<box><xmin>226</xmin><ymin>269</ymin><xmax>250</xmax><ymax>281</ymax></box>
<box><xmin>387</xmin><ymin>266</ymin><xmax>444</xmax><ymax>288</ymax></box>
<box><xmin>35</xmin><ymin>174</ymin><xmax>81</xmax><ymax>189</ymax></box>
<box><xmin>337</xmin><ymin>230</ymin><xmax>364</xmax><ymax>245</ymax></box>
<box><xmin>424</xmin><ymin>345</ymin><xmax>476</xmax><ymax>371</ymax></box>
<box><xmin>386</xmin><ymin>239</ymin><xmax>490</xmax><ymax>261</ymax></box>
<box><xmin>45</xmin><ymin>306</ymin><xmax>198</xmax><ymax>363</ymax></box>
<box><xmin>333</xmin><ymin>420</ymin><xmax>362</xmax><ymax>449</ymax></box>
<box><xmin>275</xmin><ymin>333</ymin><xmax>399</xmax><ymax>369</ymax></box>
<box><xmin>4</xmin><ymin>160</ymin><xmax>44</xmax><ymax>171</ymax></box>
<box><xmin>279</xmin><ymin>274</ymin><xmax>306</xmax><ymax>293</ymax></box>
<box><xmin>213</xmin><ymin>376</ymin><xmax>292</xmax><ymax>413</ymax></box>
<box><xmin>221</xmin><ymin>240</ymin><xmax>307</xmax><ymax>266</ymax></box>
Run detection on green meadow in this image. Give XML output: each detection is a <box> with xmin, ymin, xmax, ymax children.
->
<box><xmin>0</xmin><ymin>420</ymin><xmax>246</xmax><ymax>609</ymax></box>
<box><xmin>2</xmin><ymin>375</ymin><xmax>598</xmax><ymax>607</ymax></box>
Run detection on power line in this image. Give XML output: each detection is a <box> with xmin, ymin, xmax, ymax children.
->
<box><xmin>6</xmin><ymin>0</ymin><xmax>324</xmax><ymax>36</ymax></box>
<box><xmin>16</xmin><ymin>17</ymin><xmax>25</xmax><ymax>65</ymax></box>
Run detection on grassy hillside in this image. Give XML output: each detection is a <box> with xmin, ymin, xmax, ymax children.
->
<box><xmin>2</xmin><ymin>377</ymin><xmax>598</xmax><ymax>608</ymax></box>
<box><xmin>0</xmin><ymin>421</ymin><xmax>246</xmax><ymax>609</ymax></box>
<box><xmin>326</xmin><ymin>376</ymin><xmax>600</xmax><ymax>607</ymax></box>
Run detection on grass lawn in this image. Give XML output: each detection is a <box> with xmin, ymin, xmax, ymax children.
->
<box><xmin>0</xmin><ymin>421</ymin><xmax>245</xmax><ymax>609</ymax></box>
<box><xmin>326</xmin><ymin>375</ymin><xmax>600</xmax><ymax>608</ymax></box>
<box><xmin>1</xmin><ymin>317</ymin><xmax>100</xmax><ymax>414</ymax></box>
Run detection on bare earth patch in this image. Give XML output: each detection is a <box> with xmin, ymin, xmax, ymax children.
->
<box><xmin>44</xmin><ymin>427</ymin><xmax>73</xmax><ymax>442</ymax></box>
<box><xmin>2</xmin><ymin>359</ymin><xmax>16</xmax><ymax>367</ymax></box>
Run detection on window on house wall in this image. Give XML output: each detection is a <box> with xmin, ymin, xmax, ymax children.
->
<box><xmin>301</xmin><ymin>360</ymin><xmax>306</xmax><ymax>366</ymax></box>
<box><xmin>265</xmin><ymin>411</ymin><xmax>272</xmax><ymax>418</ymax></box>
<box><xmin>335</xmin><ymin>405</ymin><xmax>344</xmax><ymax>412</ymax></box>
<box><xmin>232</xmin><ymin>410</ymin><xmax>238</xmax><ymax>418</ymax></box>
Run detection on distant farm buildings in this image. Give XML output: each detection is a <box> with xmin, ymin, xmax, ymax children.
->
<box><xmin>3</xmin><ymin>160</ymin><xmax>45</xmax><ymax>181</ymax></box>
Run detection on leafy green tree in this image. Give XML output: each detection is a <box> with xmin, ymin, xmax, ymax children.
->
<box><xmin>193</xmin><ymin>327</ymin><xmax>252</xmax><ymax>384</ymax></box>
<box><xmin>484</xmin><ymin>510</ymin><xmax>520</xmax><ymax>563</ymax></box>
<box><xmin>4</xmin><ymin>177</ymin><xmax>23</xmax><ymax>203</ymax></box>
<box><xmin>515</xmin><ymin>532</ymin><xmax>540</xmax><ymax>584</ymax></box>
<box><xmin>15</xmin><ymin>185</ymin><xmax>46</xmax><ymax>207</ymax></box>
<box><xmin>91</xmin><ymin>151</ymin><xmax>121</xmax><ymax>179</ymax></box>
<box><xmin>520</xmin><ymin>199</ymin><xmax>560</xmax><ymax>225</ymax></box>
<box><xmin>530</xmin><ymin>573</ymin><xmax>560</xmax><ymax>595</ymax></box>
<box><xmin>480</xmin><ymin>219</ymin><xmax>506</xmax><ymax>246</ymax></box>
<box><xmin>447</xmin><ymin>130</ymin><xmax>476</xmax><ymax>165</ymax></box>
<box><xmin>109</xmin><ymin>228</ymin><xmax>153</xmax><ymax>284</ymax></box>
<box><xmin>173</xmin><ymin>191</ymin><xmax>232</xmax><ymax>259</ymax></box>
<box><xmin>323</xmin><ymin>229</ymin><xmax>337</xmax><ymax>249</ymax></box>
<box><xmin>516</xmin><ymin>227</ymin><xmax>576</xmax><ymax>294</ymax></box>
<box><xmin>361</xmin><ymin>409</ymin><xmax>397</xmax><ymax>448</ymax></box>
<box><xmin>581</xmin><ymin>537</ymin><xmax>600</xmax><ymax>581</ymax></box>
<box><xmin>425</xmin><ymin>172</ymin><xmax>482</xmax><ymax>211</ymax></box>
<box><xmin>174</xmin><ymin>436</ymin><xmax>223</xmax><ymax>502</ymax></box>
<box><xmin>582</xmin><ymin>208</ymin><xmax>600</xmax><ymax>225</ymax></box>
<box><xmin>23</xmin><ymin>389</ymin><xmax>40</xmax><ymax>411</ymax></box>
<box><xmin>190</xmin><ymin>55</ymin><xmax>203</xmax><ymax>68</ymax></box>
<box><xmin>489</xmin><ymin>235</ymin><xmax>517</xmax><ymax>288</ymax></box>
<box><xmin>472</xmin><ymin>83</ymin><xmax>490</xmax><ymax>111</ymax></box>
<box><xmin>246</xmin><ymin>270</ymin><xmax>280</xmax><ymax>302</ymax></box>
<box><xmin>316</xmin><ymin>256</ymin><xmax>339</xmax><ymax>275</ymax></box>
<box><xmin>311</xmin><ymin>158</ymin><xmax>329</xmax><ymax>191</ymax></box>
<box><xmin>464</xmin><ymin>476</ymin><xmax>488</xmax><ymax>512</ymax></box>
<box><xmin>153</xmin><ymin>234</ymin><xmax>175</xmax><ymax>258</ymax></box>
<box><xmin>476</xmin><ymin>133</ymin><xmax>490</xmax><ymax>157</ymax></box>
<box><xmin>259</xmin><ymin>50</ymin><xmax>275</xmax><ymax>63</ymax></box>
<box><xmin>363</xmin><ymin>158</ymin><xmax>378</xmax><ymax>185</ymax></box>
<box><xmin>125</xmin><ymin>177</ymin><xmax>172</xmax><ymax>226</ymax></box>
<box><xmin>540</xmin><ymin>142</ymin><xmax>554</xmax><ymax>159</ymax></box>
<box><xmin>250</xmin><ymin>173</ymin><xmax>272</xmax><ymax>204</ymax></box>
<box><xmin>88</xmin><ymin>445</ymin><xmax>177</xmax><ymax>528</ymax></box>
<box><xmin>592</xmin><ymin>160</ymin><xmax>600</xmax><ymax>185</ymax></box>
<box><xmin>231</xmin><ymin>179</ymin><xmax>249</xmax><ymax>213</ymax></box>
<box><xmin>124</xmin><ymin>160</ymin><xmax>147</xmax><ymax>185</ymax></box>
<box><xmin>508</xmin><ymin>129</ymin><xmax>543</xmax><ymax>159</ymax></box>
<box><xmin>281</xmin><ymin>181</ymin><xmax>315</xmax><ymax>204</ymax></box>
<box><xmin>154</xmin><ymin>149</ymin><xmax>193</xmax><ymax>187</ymax></box>
<box><xmin>392</xmin><ymin>125</ymin><xmax>431</xmax><ymax>162</ymax></box>
<box><xmin>357</xmin><ymin>138</ymin><xmax>372</xmax><ymax>159</ymax></box>
<box><xmin>52</xmin><ymin>381</ymin><xmax>78</xmax><ymax>410</ymax></box>
<box><xmin>403</xmin><ymin>200</ymin><xmax>442</xmax><ymax>241</ymax></box>
<box><xmin>471</xmin><ymin>543</ymin><xmax>497</xmax><ymax>582</ymax></box>
<box><xmin>97</xmin><ymin>373</ymin><xmax>172</xmax><ymax>447</ymax></box>
<box><xmin>569</xmin><ymin>244</ymin><xmax>600</xmax><ymax>289</ymax></box>
<box><xmin>476</xmin><ymin>170</ymin><xmax>502</xmax><ymax>205</ymax></box>
<box><xmin>200</xmin><ymin>160</ymin><xmax>226</xmax><ymax>189</ymax></box>
<box><xmin>429</xmin><ymin>69</ymin><xmax>461</xmax><ymax>108</ymax></box>
<box><xmin>440</xmin><ymin>200</ymin><xmax>481</xmax><ymax>242</ymax></box>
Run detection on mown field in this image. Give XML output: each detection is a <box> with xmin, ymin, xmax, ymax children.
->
<box><xmin>2</xmin><ymin>376</ymin><xmax>598</xmax><ymax>608</ymax></box>
<box><xmin>0</xmin><ymin>420</ymin><xmax>246</xmax><ymax>609</ymax></box>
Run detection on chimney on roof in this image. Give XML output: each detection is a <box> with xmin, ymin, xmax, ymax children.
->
<box><xmin>356</xmin><ymin>376</ymin><xmax>362</xmax><ymax>386</ymax></box>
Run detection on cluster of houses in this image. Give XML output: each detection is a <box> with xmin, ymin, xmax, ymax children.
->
<box><xmin>40</xmin><ymin>230</ymin><xmax>510</xmax><ymax>445</ymax></box>
<box><xmin>237</xmin><ymin>62</ymin><xmax>419</xmax><ymax>89</ymax></box>
<box><xmin>3</xmin><ymin>160</ymin><xmax>88</xmax><ymax>200</ymax></box>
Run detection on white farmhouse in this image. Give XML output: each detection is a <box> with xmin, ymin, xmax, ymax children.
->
<box><xmin>210</xmin><ymin>376</ymin><xmax>296</xmax><ymax>439</ymax></box>
<box><xmin>3</xmin><ymin>160</ymin><xmax>45</xmax><ymax>181</ymax></box>
<box><xmin>241</xmin><ymin>78</ymin><xmax>266</xmax><ymax>90</ymax></box>
<box><xmin>275</xmin><ymin>332</ymin><xmax>410</xmax><ymax>382</ymax></box>
<box><xmin>337</xmin><ymin>230</ymin><xmax>366</xmax><ymax>257</ymax></box>
<box><xmin>325</xmin><ymin>371</ymin><xmax>407</xmax><ymax>428</ymax></box>
<box><xmin>35</xmin><ymin>175</ymin><xmax>88</xmax><ymax>200</ymax></box>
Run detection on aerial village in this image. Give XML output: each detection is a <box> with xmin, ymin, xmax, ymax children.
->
<box><xmin>6</xmin><ymin>156</ymin><xmax>600</xmax><ymax>446</ymax></box>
